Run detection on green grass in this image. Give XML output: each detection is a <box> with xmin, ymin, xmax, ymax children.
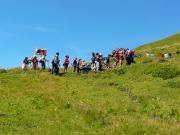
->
<box><xmin>0</xmin><ymin>64</ymin><xmax>179</xmax><ymax>135</ymax></box>
<box><xmin>0</xmin><ymin>33</ymin><xmax>180</xmax><ymax>134</ymax></box>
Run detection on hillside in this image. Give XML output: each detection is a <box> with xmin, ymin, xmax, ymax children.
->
<box><xmin>134</xmin><ymin>33</ymin><xmax>180</xmax><ymax>65</ymax></box>
<box><xmin>0</xmin><ymin>33</ymin><xmax>180</xmax><ymax>135</ymax></box>
<box><xmin>136</xmin><ymin>33</ymin><xmax>180</xmax><ymax>54</ymax></box>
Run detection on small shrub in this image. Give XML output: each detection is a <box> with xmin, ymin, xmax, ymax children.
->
<box><xmin>0</xmin><ymin>69</ymin><xmax>7</xmax><ymax>73</ymax></box>
<box><xmin>64</xmin><ymin>101</ymin><xmax>71</xmax><ymax>109</ymax></box>
<box><xmin>144</xmin><ymin>64</ymin><xmax>180</xmax><ymax>79</ymax></box>
<box><xmin>108</xmin><ymin>82</ymin><xmax>118</xmax><ymax>86</ymax></box>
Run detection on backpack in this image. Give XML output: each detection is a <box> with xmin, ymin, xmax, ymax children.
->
<box><xmin>23</xmin><ymin>59</ymin><xmax>29</xmax><ymax>64</ymax></box>
<box><xmin>73</xmin><ymin>59</ymin><xmax>77</xmax><ymax>65</ymax></box>
<box><xmin>91</xmin><ymin>57</ymin><xmax>96</xmax><ymax>63</ymax></box>
<box><xmin>53</xmin><ymin>55</ymin><xmax>60</xmax><ymax>64</ymax></box>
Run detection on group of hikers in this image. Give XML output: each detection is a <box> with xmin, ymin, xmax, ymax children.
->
<box><xmin>90</xmin><ymin>48</ymin><xmax>135</xmax><ymax>71</ymax></box>
<box><xmin>22</xmin><ymin>55</ymin><xmax>47</xmax><ymax>70</ymax></box>
<box><xmin>22</xmin><ymin>48</ymin><xmax>136</xmax><ymax>74</ymax></box>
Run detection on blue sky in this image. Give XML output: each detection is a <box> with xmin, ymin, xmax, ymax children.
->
<box><xmin>0</xmin><ymin>0</ymin><xmax>179</xmax><ymax>68</ymax></box>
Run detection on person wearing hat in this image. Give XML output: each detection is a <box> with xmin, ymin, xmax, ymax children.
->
<box><xmin>22</xmin><ymin>57</ymin><xmax>29</xmax><ymax>70</ymax></box>
<box><xmin>52</xmin><ymin>52</ymin><xmax>60</xmax><ymax>74</ymax></box>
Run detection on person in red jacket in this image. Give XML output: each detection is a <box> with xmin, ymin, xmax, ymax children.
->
<box><xmin>113</xmin><ymin>50</ymin><xmax>120</xmax><ymax>68</ymax></box>
<box><xmin>63</xmin><ymin>55</ymin><xmax>69</xmax><ymax>73</ymax></box>
<box><xmin>119</xmin><ymin>52</ymin><xmax>124</xmax><ymax>65</ymax></box>
<box><xmin>31</xmin><ymin>56</ymin><xmax>38</xmax><ymax>70</ymax></box>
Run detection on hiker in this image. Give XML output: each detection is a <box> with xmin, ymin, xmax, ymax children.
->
<box><xmin>77</xmin><ymin>59</ymin><xmax>85</xmax><ymax>73</ymax></box>
<box><xmin>81</xmin><ymin>61</ymin><xmax>91</xmax><ymax>74</ymax></box>
<box><xmin>125</xmin><ymin>49</ymin><xmax>131</xmax><ymax>65</ymax></box>
<box><xmin>91</xmin><ymin>52</ymin><xmax>96</xmax><ymax>71</ymax></box>
<box><xmin>99</xmin><ymin>53</ymin><xmax>103</xmax><ymax>71</ymax></box>
<box><xmin>104</xmin><ymin>54</ymin><xmax>111</xmax><ymax>71</ymax></box>
<box><xmin>80</xmin><ymin>60</ymin><xmax>85</xmax><ymax>69</ymax></box>
<box><xmin>113</xmin><ymin>49</ymin><xmax>120</xmax><ymax>68</ymax></box>
<box><xmin>31</xmin><ymin>56</ymin><xmax>38</xmax><ymax>70</ymax></box>
<box><xmin>119</xmin><ymin>51</ymin><xmax>124</xmax><ymax>66</ymax></box>
<box><xmin>22</xmin><ymin>57</ymin><xmax>29</xmax><ymax>70</ymax></box>
<box><xmin>77</xmin><ymin>59</ymin><xmax>82</xmax><ymax>73</ymax></box>
<box><xmin>130</xmin><ymin>50</ymin><xmax>135</xmax><ymax>64</ymax></box>
<box><xmin>63</xmin><ymin>55</ymin><xmax>69</xmax><ymax>73</ymax></box>
<box><xmin>95</xmin><ymin>53</ymin><xmax>100</xmax><ymax>71</ymax></box>
<box><xmin>39</xmin><ymin>55</ymin><xmax>47</xmax><ymax>70</ymax></box>
<box><xmin>52</xmin><ymin>52</ymin><xmax>60</xmax><ymax>74</ymax></box>
<box><xmin>72</xmin><ymin>57</ymin><xmax>78</xmax><ymax>72</ymax></box>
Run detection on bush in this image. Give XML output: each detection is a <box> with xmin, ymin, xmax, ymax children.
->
<box><xmin>64</xmin><ymin>101</ymin><xmax>71</xmax><ymax>109</ymax></box>
<box><xmin>0</xmin><ymin>69</ymin><xmax>7</xmax><ymax>73</ymax></box>
<box><xmin>144</xmin><ymin>64</ymin><xmax>180</xmax><ymax>79</ymax></box>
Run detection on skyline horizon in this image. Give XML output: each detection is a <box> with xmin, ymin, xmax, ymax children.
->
<box><xmin>0</xmin><ymin>0</ymin><xmax>180</xmax><ymax>68</ymax></box>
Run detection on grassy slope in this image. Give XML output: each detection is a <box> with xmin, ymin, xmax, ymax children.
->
<box><xmin>0</xmin><ymin>66</ymin><xmax>180</xmax><ymax>135</ymax></box>
<box><xmin>135</xmin><ymin>33</ymin><xmax>180</xmax><ymax>65</ymax></box>
<box><xmin>0</xmin><ymin>34</ymin><xmax>180</xmax><ymax>135</ymax></box>
<box><xmin>136</xmin><ymin>32</ymin><xmax>180</xmax><ymax>54</ymax></box>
